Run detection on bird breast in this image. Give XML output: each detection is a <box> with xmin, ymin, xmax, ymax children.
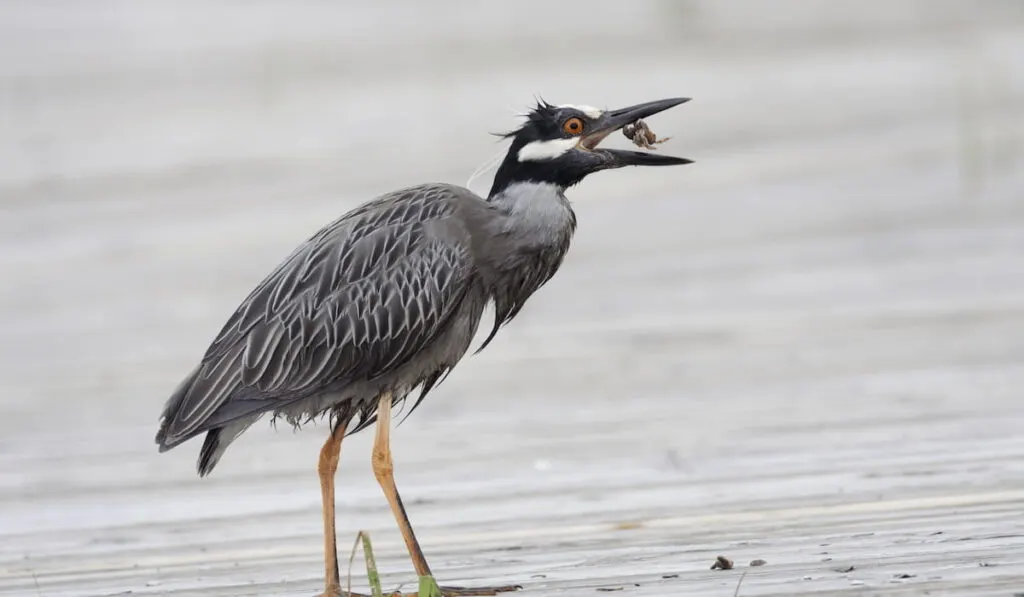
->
<box><xmin>471</xmin><ymin>182</ymin><xmax>577</xmax><ymax>346</ymax></box>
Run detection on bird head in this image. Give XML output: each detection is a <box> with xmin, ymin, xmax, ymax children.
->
<box><xmin>488</xmin><ymin>97</ymin><xmax>691</xmax><ymax>198</ymax></box>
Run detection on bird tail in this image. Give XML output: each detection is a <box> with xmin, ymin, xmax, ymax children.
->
<box><xmin>156</xmin><ymin>363</ymin><xmax>258</xmax><ymax>476</ymax></box>
<box><xmin>198</xmin><ymin>428</ymin><xmax>222</xmax><ymax>477</ymax></box>
<box><xmin>196</xmin><ymin>418</ymin><xmax>256</xmax><ymax>476</ymax></box>
<box><xmin>156</xmin><ymin>344</ymin><xmax>247</xmax><ymax>452</ymax></box>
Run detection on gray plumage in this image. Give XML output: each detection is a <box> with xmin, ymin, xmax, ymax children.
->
<box><xmin>156</xmin><ymin>96</ymin><xmax>691</xmax><ymax>486</ymax></box>
<box><xmin>156</xmin><ymin>181</ymin><xmax>576</xmax><ymax>475</ymax></box>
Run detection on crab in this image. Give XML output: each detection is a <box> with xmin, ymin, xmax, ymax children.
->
<box><xmin>622</xmin><ymin>119</ymin><xmax>671</xmax><ymax>149</ymax></box>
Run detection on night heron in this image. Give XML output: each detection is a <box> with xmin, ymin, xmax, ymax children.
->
<box><xmin>156</xmin><ymin>97</ymin><xmax>691</xmax><ymax>597</ymax></box>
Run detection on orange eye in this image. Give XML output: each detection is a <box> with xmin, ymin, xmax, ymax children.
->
<box><xmin>562</xmin><ymin>117</ymin><xmax>584</xmax><ymax>135</ymax></box>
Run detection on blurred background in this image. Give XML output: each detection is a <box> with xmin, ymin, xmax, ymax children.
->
<box><xmin>2</xmin><ymin>1</ymin><xmax>1023</xmax><ymax>596</ymax></box>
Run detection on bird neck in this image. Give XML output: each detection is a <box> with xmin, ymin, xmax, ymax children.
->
<box><xmin>488</xmin><ymin>139</ymin><xmax>576</xmax><ymax>199</ymax></box>
<box><xmin>484</xmin><ymin>181</ymin><xmax>577</xmax><ymax>247</ymax></box>
<box><xmin>473</xmin><ymin>180</ymin><xmax>577</xmax><ymax>352</ymax></box>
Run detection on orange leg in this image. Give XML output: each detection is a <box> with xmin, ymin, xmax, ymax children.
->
<box><xmin>371</xmin><ymin>392</ymin><xmax>521</xmax><ymax>597</ymax></box>
<box><xmin>317</xmin><ymin>421</ymin><xmax>347</xmax><ymax>597</ymax></box>
<box><xmin>372</xmin><ymin>392</ymin><xmax>433</xmax><ymax>578</ymax></box>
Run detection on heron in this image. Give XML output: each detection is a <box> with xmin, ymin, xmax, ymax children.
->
<box><xmin>156</xmin><ymin>96</ymin><xmax>691</xmax><ymax>597</ymax></box>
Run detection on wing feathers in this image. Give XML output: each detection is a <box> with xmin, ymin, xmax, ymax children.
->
<box><xmin>157</xmin><ymin>184</ymin><xmax>478</xmax><ymax>447</ymax></box>
<box><xmin>168</xmin><ymin>344</ymin><xmax>245</xmax><ymax>439</ymax></box>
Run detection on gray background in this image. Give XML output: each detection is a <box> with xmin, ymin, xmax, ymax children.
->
<box><xmin>2</xmin><ymin>1</ymin><xmax>1023</xmax><ymax>595</ymax></box>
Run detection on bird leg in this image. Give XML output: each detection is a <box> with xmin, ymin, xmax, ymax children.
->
<box><xmin>371</xmin><ymin>392</ymin><xmax>521</xmax><ymax>597</ymax></box>
<box><xmin>317</xmin><ymin>421</ymin><xmax>347</xmax><ymax>597</ymax></box>
<box><xmin>372</xmin><ymin>392</ymin><xmax>433</xmax><ymax>578</ymax></box>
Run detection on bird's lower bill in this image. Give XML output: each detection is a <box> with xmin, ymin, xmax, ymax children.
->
<box><xmin>577</xmin><ymin>122</ymin><xmax>691</xmax><ymax>168</ymax></box>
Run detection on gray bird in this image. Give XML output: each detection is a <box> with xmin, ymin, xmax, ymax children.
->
<box><xmin>156</xmin><ymin>96</ymin><xmax>691</xmax><ymax>597</ymax></box>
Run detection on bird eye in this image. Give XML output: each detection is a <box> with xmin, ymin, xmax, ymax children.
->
<box><xmin>562</xmin><ymin>117</ymin><xmax>584</xmax><ymax>135</ymax></box>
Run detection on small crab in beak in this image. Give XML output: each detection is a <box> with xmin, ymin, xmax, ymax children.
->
<box><xmin>577</xmin><ymin>97</ymin><xmax>692</xmax><ymax>168</ymax></box>
<box><xmin>622</xmin><ymin>119</ymin><xmax>671</xmax><ymax>150</ymax></box>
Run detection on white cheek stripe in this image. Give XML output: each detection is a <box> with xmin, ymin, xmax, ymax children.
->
<box><xmin>517</xmin><ymin>137</ymin><xmax>578</xmax><ymax>162</ymax></box>
<box><xmin>558</xmin><ymin>104</ymin><xmax>604</xmax><ymax>119</ymax></box>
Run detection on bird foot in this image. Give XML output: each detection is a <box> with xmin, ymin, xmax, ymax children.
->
<box><xmin>320</xmin><ymin>582</ymin><xmax>520</xmax><ymax>597</ymax></box>
<box><xmin>435</xmin><ymin>584</ymin><xmax>522</xmax><ymax>596</ymax></box>
<box><xmin>395</xmin><ymin>576</ymin><xmax>522</xmax><ymax>597</ymax></box>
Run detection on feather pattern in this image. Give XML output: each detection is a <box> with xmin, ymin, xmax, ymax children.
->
<box><xmin>157</xmin><ymin>184</ymin><xmax>477</xmax><ymax>449</ymax></box>
<box><xmin>156</xmin><ymin>180</ymin><xmax>577</xmax><ymax>475</ymax></box>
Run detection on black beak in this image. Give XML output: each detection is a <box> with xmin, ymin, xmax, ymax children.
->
<box><xmin>582</xmin><ymin>97</ymin><xmax>692</xmax><ymax>167</ymax></box>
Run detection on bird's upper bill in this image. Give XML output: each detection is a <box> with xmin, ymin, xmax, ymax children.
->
<box><xmin>577</xmin><ymin>97</ymin><xmax>692</xmax><ymax>167</ymax></box>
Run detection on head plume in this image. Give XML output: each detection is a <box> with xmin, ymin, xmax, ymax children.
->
<box><xmin>496</xmin><ymin>98</ymin><xmax>559</xmax><ymax>140</ymax></box>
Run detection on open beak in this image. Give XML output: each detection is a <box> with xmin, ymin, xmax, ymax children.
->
<box><xmin>580</xmin><ymin>97</ymin><xmax>692</xmax><ymax>167</ymax></box>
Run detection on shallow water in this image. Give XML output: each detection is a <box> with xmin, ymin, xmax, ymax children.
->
<box><xmin>1</xmin><ymin>1</ymin><xmax>1023</xmax><ymax>595</ymax></box>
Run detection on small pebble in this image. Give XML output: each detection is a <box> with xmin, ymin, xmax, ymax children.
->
<box><xmin>710</xmin><ymin>555</ymin><xmax>733</xmax><ymax>570</ymax></box>
<box><xmin>749</xmin><ymin>559</ymin><xmax>767</xmax><ymax>567</ymax></box>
